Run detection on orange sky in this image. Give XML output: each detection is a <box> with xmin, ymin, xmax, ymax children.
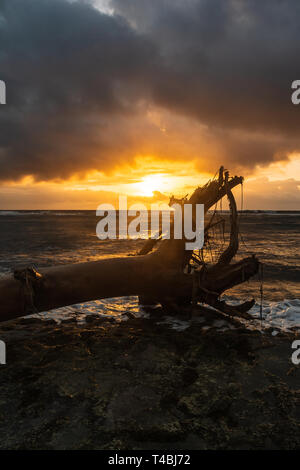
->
<box><xmin>0</xmin><ymin>154</ymin><xmax>299</xmax><ymax>210</ymax></box>
<box><xmin>1</xmin><ymin>1</ymin><xmax>300</xmax><ymax>210</ymax></box>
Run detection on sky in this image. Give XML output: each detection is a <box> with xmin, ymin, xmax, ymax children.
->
<box><xmin>0</xmin><ymin>0</ymin><xmax>300</xmax><ymax>209</ymax></box>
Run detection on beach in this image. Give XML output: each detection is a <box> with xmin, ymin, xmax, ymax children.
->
<box><xmin>0</xmin><ymin>210</ymin><xmax>299</xmax><ymax>449</ymax></box>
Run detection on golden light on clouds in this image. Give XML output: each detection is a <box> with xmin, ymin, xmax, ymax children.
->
<box><xmin>3</xmin><ymin>1</ymin><xmax>300</xmax><ymax>211</ymax></box>
<box><xmin>252</xmin><ymin>154</ymin><xmax>300</xmax><ymax>182</ymax></box>
<box><xmin>61</xmin><ymin>156</ymin><xmax>211</xmax><ymax>200</ymax></box>
<box><xmin>0</xmin><ymin>153</ymin><xmax>300</xmax><ymax>210</ymax></box>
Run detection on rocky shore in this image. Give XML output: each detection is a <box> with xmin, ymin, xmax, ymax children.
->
<box><xmin>0</xmin><ymin>307</ymin><xmax>299</xmax><ymax>450</ymax></box>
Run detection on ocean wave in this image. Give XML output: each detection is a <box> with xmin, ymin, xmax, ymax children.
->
<box><xmin>0</xmin><ymin>211</ymin><xmax>28</xmax><ymax>216</ymax></box>
<box><xmin>0</xmin><ymin>211</ymin><xmax>49</xmax><ymax>216</ymax></box>
<box><xmin>1</xmin><ymin>210</ymin><xmax>300</xmax><ymax>217</ymax></box>
<box><xmin>0</xmin><ymin>210</ymin><xmax>90</xmax><ymax>216</ymax></box>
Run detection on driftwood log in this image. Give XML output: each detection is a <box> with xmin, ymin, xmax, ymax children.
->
<box><xmin>0</xmin><ymin>168</ymin><xmax>259</xmax><ymax>323</ymax></box>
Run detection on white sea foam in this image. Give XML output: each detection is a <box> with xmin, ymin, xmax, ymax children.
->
<box><xmin>223</xmin><ymin>296</ymin><xmax>300</xmax><ymax>332</ymax></box>
<box><xmin>30</xmin><ymin>295</ymin><xmax>300</xmax><ymax>333</ymax></box>
<box><xmin>248</xmin><ymin>298</ymin><xmax>300</xmax><ymax>331</ymax></box>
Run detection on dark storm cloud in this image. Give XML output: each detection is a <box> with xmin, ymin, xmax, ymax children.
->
<box><xmin>1</xmin><ymin>0</ymin><xmax>300</xmax><ymax>181</ymax></box>
<box><xmin>112</xmin><ymin>0</ymin><xmax>300</xmax><ymax>133</ymax></box>
<box><xmin>111</xmin><ymin>0</ymin><xmax>300</xmax><ymax>168</ymax></box>
<box><xmin>0</xmin><ymin>0</ymin><xmax>157</xmax><ymax>180</ymax></box>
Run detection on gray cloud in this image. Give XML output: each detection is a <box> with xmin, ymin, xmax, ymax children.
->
<box><xmin>0</xmin><ymin>0</ymin><xmax>157</xmax><ymax>180</ymax></box>
<box><xmin>111</xmin><ymin>0</ymin><xmax>300</xmax><ymax>133</ymax></box>
<box><xmin>1</xmin><ymin>0</ymin><xmax>300</xmax><ymax>181</ymax></box>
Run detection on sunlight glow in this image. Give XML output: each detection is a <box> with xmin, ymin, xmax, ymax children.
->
<box><xmin>135</xmin><ymin>174</ymin><xmax>165</xmax><ymax>197</ymax></box>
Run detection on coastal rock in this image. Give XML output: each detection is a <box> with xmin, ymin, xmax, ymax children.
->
<box><xmin>0</xmin><ymin>313</ymin><xmax>299</xmax><ymax>450</ymax></box>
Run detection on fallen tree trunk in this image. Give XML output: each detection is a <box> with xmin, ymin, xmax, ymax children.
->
<box><xmin>0</xmin><ymin>167</ymin><xmax>260</xmax><ymax>323</ymax></box>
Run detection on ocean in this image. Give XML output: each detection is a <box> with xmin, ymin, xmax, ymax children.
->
<box><xmin>0</xmin><ymin>210</ymin><xmax>299</xmax><ymax>332</ymax></box>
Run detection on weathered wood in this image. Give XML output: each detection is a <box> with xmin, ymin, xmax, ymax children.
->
<box><xmin>0</xmin><ymin>168</ymin><xmax>259</xmax><ymax>322</ymax></box>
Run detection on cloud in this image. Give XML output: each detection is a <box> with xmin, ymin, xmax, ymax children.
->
<box><xmin>0</xmin><ymin>182</ymin><xmax>170</xmax><ymax>209</ymax></box>
<box><xmin>244</xmin><ymin>177</ymin><xmax>300</xmax><ymax>210</ymax></box>
<box><xmin>1</xmin><ymin>0</ymin><xmax>300</xmax><ymax>183</ymax></box>
<box><xmin>1</xmin><ymin>175</ymin><xmax>298</xmax><ymax>210</ymax></box>
<box><xmin>112</xmin><ymin>0</ymin><xmax>300</xmax><ymax>130</ymax></box>
<box><xmin>0</xmin><ymin>0</ymin><xmax>158</xmax><ymax>180</ymax></box>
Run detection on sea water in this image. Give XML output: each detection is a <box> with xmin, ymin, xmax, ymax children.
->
<box><xmin>0</xmin><ymin>210</ymin><xmax>299</xmax><ymax>332</ymax></box>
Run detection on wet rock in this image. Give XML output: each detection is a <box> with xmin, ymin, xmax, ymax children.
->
<box><xmin>0</xmin><ymin>314</ymin><xmax>299</xmax><ymax>449</ymax></box>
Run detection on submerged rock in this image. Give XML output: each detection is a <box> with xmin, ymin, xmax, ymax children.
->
<box><xmin>0</xmin><ymin>311</ymin><xmax>299</xmax><ymax>450</ymax></box>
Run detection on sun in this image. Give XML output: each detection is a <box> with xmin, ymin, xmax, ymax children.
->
<box><xmin>136</xmin><ymin>174</ymin><xmax>165</xmax><ymax>197</ymax></box>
